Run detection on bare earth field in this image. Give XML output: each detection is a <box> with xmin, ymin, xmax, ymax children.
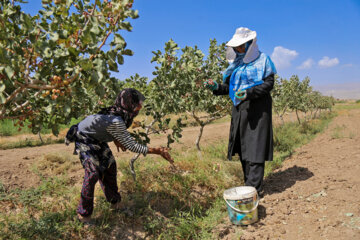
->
<box><xmin>0</xmin><ymin>109</ymin><xmax>359</xmax><ymax>239</ymax></box>
<box><xmin>218</xmin><ymin>108</ymin><xmax>360</xmax><ymax>239</ymax></box>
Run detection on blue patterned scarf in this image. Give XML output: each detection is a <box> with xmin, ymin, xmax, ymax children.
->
<box><xmin>223</xmin><ymin>46</ymin><xmax>276</xmax><ymax>106</ymax></box>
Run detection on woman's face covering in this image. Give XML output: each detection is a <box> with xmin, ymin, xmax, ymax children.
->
<box><xmin>234</xmin><ymin>44</ymin><xmax>246</xmax><ymax>53</ymax></box>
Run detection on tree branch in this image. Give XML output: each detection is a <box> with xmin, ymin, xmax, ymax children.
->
<box><xmin>11</xmin><ymin>90</ymin><xmax>41</xmax><ymax>113</ymax></box>
<box><xmin>0</xmin><ymin>73</ymin><xmax>79</xmax><ymax>118</ymax></box>
<box><xmin>187</xmin><ymin>110</ymin><xmax>203</xmax><ymax>126</ymax></box>
<box><xmin>204</xmin><ymin>114</ymin><xmax>226</xmax><ymax>125</ymax></box>
<box><xmin>130</xmin><ymin>118</ymin><xmax>157</xmax><ymax>181</ymax></box>
<box><xmin>90</xmin><ymin>14</ymin><xmax>121</xmax><ymax>60</ymax></box>
<box><xmin>74</xmin><ymin>3</ymin><xmax>97</xmax><ymax>47</ymax></box>
<box><xmin>0</xmin><ymin>113</ymin><xmax>31</xmax><ymax>120</ymax></box>
<box><xmin>0</xmin><ymin>86</ymin><xmax>24</xmax><ymax>115</ymax></box>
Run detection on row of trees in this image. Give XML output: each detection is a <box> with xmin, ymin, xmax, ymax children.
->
<box><xmin>123</xmin><ymin>40</ymin><xmax>335</xmax><ymax>175</ymax></box>
<box><xmin>272</xmin><ymin>75</ymin><xmax>335</xmax><ymax>125</ymax></box>
<box><xmin>1</xmin><ymin>1</ymin><xmax>335</xmax><ymax>174</ymax></box>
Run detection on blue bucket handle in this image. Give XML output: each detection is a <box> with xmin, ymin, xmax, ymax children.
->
<box><xmin>223</xmin><ymin>194</ymin><xmax>259</xmax><ymax>213</ymax></box>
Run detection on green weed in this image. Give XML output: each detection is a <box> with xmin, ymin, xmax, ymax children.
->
<box><xmin>0</xmin><ymin>118</ymin><xmax>81</xmax><ymax>137</ymax></box>
<box><xmin>334</xmin><ymin>102</ymin><xmax>360</xmax><ymax>110</ymax></box>
<box><xmin>0</xmin><ymin>137</ymin><xmax>64</xmax><ymax>150</ymax></box>
<box><xmin>331</xmin><ymin>124</ymin><xmax>346</xmax><ymax>139</ymax></box>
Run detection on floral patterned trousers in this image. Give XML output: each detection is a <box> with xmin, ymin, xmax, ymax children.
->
<box><xmin>76</xmin><ymin>143</ymin><xmax>121</xmax><ymax>217</ymax></box>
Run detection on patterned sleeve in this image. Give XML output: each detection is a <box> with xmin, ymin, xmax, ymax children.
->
<box><xmin>106</xmin><ymin>121</ymin><xmax>148</xmax><ymax>155</ymax></box>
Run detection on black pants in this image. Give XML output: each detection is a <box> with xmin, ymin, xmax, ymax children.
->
<box><xmin>240</xmin><ymin>160</ymin><xmax>265</xmax><ymax>195</ymax></box>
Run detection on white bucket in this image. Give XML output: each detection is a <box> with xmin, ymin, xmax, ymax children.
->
<box><xmin>223</xmin><ymin>186</ymin><xmax>259</xmax><ymax>225</ymax></box>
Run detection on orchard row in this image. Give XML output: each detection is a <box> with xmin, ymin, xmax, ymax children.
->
<box><xmin>1</xmin><ymin>1</ymin><xmax>333</xmax><ymax>150</ymax></box>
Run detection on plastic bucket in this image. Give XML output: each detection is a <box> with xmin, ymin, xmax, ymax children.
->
<box><xmin>223</xmin><ymin>186</ymin><xmax>259</xmax><ymax>225</ymax></box>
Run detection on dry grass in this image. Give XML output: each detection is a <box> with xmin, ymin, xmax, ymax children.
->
<box><xmin>34</xmin><ymin>153</ymin><xmax>80</xmax><ymax>175</ymax></box>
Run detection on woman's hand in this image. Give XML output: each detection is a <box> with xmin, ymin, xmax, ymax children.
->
<box><xmin>148</xmin><ymin>147</ymin><xmax>174</xmax><ymax>164</ymax></box>
<box><xmin>203</xmin><ymin>79</ymin><xmax>218</xmax><ymax>91</ymax></box>
<box><xmin>114</xmin><ymin>140</ymin><xmax>127</xmax><ymax>152</ymax></box>
<box><xmin>159</xmin><ymin>147</ymin><xmax>173</xmax><ymax>164</ymax></box>
<box><xmin>235</xmin><ymin>89</ymin><xmax>247</xmax><ymax>100</ymax></box>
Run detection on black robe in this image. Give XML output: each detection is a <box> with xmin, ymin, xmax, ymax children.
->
<box><xmin>213</xmin><ymin>74</ymin><xmax>274</xmax><ymax>163</ymax></box>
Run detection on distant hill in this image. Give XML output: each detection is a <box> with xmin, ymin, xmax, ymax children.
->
<box><xmin>314</xmin><ymin>82</ymin><xmax>360</xmax><ymax>100</ymax></box>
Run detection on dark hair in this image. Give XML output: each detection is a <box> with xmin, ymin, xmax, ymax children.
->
<box><xmin>98</xmin><ymin>88</ymin><xmax>145</xmax><ymax>128</ymax></box>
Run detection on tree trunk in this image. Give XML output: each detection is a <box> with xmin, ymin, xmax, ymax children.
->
<box><xmin>129</xmin><ymin>119</ymin><xmax>156</xmax><ymax>181</ymax></box>
<box><xmin>130</xmin><ymin>153</ymin><xmax>141</xmax><ymax>181</ymax></box>
<box><xmin>314</xmin><ymin>109</ymin><xmax>319</xmax><ymax>119</ymax></box>
<box><xmin>38</xmin><ymin>129</ymin><xmax>44</xmax><ymax>144</ymax></box>
<box><xmin>296</xmin><ymin>110</ymin><xmax>301</xmax><ymax>124</ymax></box>
<box><xmin>280</xmin><ymin>107</ymin><xmax>287</xmax><ymax>126</ymax></box>
<box><xmin>280</xmin><ymin>115</ymin><xmax>285</xmax><ymax>125</ymax></box>
<box><xmin>196</xmin><ymin>124</ymin><xmax>205</xmax><ymax>152</ymax></box>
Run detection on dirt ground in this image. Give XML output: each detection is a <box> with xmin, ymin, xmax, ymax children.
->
<box><xmin>0</xmin><ymin>121</ymin><xmax>232</xmax><ymax>190</ymax></box>
<box><xmin>217</xmin><ymin>108</ymin><xmax>360</xmax><ymax>239</ymax></box>
<box><xmin>1</xmin><ymin>109</ymin><xmax>359</xmax><ymax>239</ymax></box>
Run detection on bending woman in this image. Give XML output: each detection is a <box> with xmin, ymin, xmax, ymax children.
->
<box><xmin>65</xmin><ymin>88</ymin><xmax>172</xmax><ymax>223</ymax></box>
<box><xmin>204</xmin><ymin>27</ymin><xmax>277</xmax><ymax>196</ymax></box>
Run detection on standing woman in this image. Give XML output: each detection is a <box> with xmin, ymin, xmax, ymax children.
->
<box><xmin>65</xmin><ymin>88</ymin><xmax>173</xmax><ymax>223</ymax></box>
<box><xmin>204</xmin><ymin>27</ymin><xmax>277</xmax><ymax>196</ymax></box>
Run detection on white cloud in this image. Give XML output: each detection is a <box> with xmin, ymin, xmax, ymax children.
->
<box><xmin>318</xmin><ymin>56</ymin><xmax>339</xmax><ymax>68</ymax></box>
<box><xmin>271</xmin><ymin>46</ymin><xmax>298</xmax><ymax>70</ymax></box>
<box><xmin>297</xmin><ymin>58</ymin><xmax>315</xmax><ymax>70</ymax></box>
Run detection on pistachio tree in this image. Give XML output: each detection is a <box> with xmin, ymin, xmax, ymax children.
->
<box><xmin>285</xmin><ymin>75</ymin><xmax>312</xmax><ymax>124</ymax></box>
<box><xmin>180</xmin><ymin>40</ymin><xmax>232</xmax><ymax>151</ymax></box>
<box><xmin>0</xmin><ymin>0</ymin><xmax>137</xmax><ymax>135</ymax></box>
<box><xmin>150</xmin><ymin>39</ymin><xmax>231</xmax><ymax>151</ymax></box>
<box><xmin>123</xmin><ymin>46</ymin><xmax>186</xmax><ymax>179</ymax></box>
<box><xmin>272</xmin><ymin>75</ymin><xmax>291</xmax><ymax>125</ymax></box>
<box><xmin>308</xmin><ymin>90</ymin><xmax>322</xmax><ymax>119</ymax></box>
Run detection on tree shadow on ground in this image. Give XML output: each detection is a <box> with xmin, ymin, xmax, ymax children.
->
<box><xmin>263</xmin><ymin>165</ymin><xmax>314</xmax><ymax>196</ymax></box>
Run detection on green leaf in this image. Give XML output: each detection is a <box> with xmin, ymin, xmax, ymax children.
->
<box><xmin>44</xmin><ymin>47</ymin><xmax>52</xmax><ymax>58</ymax></box>
<box><xmin>117</xmin><ymin>54</ymin><xmax>124</xmax><ymax>65</ymax></box>
<box><xmin>20</xmin><ymin>13</ymin><xmax>33</xmax><ymax>30</ymax></box>
<box><xmin>50</xmin><ymin>32</ymin><xmax>59</xmax><ymax>41</ymax></box>
<box><xmin>68</xmin><ymin>47</ymin><xmax>79</xmax><ymax>57</ymax></box>
<box><xmin>0</xmin><ymin>93</ymin><xmax>5</xmax><ymax>104</ymax></box>
<box><xmin>64</xmin><ymin>104</ymin><xmax>71</xmax><ymax>115</ymax></box>
<box><xmin>79</xmin><ymin>59</ymin><xmax>93</xmax><ymax>71</ymax></box>
<box><xmin>122</xmin><ymin>49</ymin><xmax>133</xmax><ymax>56</ymax></box>
<box><xmin>4</xmin><ymin>66</ymin><xmax>14</xmax><ymax>79</ymax></box>
<box><xmin>91</xmin><ymin>71</ymin><xmax>99</xmax><ymax>84</ymax></box>
<box><xmin>52</xmin><ymin>124</ymin><xmax>59</xmax><ymax>136</ymax></box>
<box><xmin>59</xmin><ymin>29</ymin><xmax>69</xmax><ymax>38</ymax></box>
<box><xmin>108</xmin><ymin>59</ymin><xmax>118</xmax><ymax>72</ymax></box>
<box><xmin>90</xmin><ymin>24</ymin><xmax>101</xmax><ymax>35</ymax></box>
<box><xmin>44</xmin><ymin>105</ymin><xmax>52</xmax><ymax>114</ymax></box>
<box><xmin>130</xmin><ymin>10</ymin><xmax>139</xmax><ymax>19</ymax></box>
<box><xmin>112</xmin><ymin>34</ymin><xmax>125</xmax><ymax>48</ymax></box>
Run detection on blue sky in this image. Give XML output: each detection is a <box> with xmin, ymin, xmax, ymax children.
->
<box><xmin>20</xmin><ymin>0</ymin><xmax>360</xmax><ymax>98</ymax></box>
